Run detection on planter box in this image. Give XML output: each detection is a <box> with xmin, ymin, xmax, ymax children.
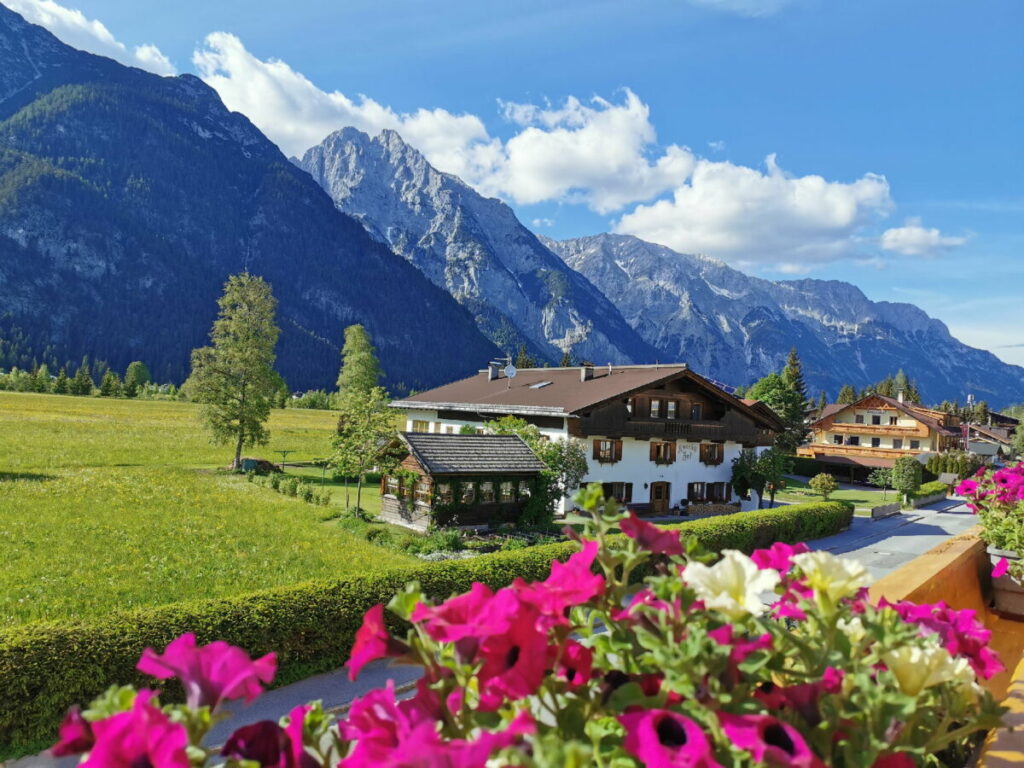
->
<box><xmin>908</xmin><ymin>491</ymin><xmax>948</xmax><ymax>509</ymax></box>
<box><xmin>988</xmin><ymin>547</ymin><xmax>1024</xmax><ymax>617</ymax></box>
<box><xmin>870</xmin><ymin>502</ymin><xmax>901</xmax><ymax>519</ymax></box>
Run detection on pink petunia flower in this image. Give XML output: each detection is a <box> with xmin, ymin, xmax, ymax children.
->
<box><xmin>347</xmin><ymin>603</ymin><xmax>410</xmax><ymax>680</ymax></box>
<box><xmin>619</xmin><ymin>709</ymin><xmax>722</xmax><ymax>768</ymax></box>
<box><xmin>620</xmin><ymin>512</ymin><xmax>684</xmax><ymax>556</ymax></box>
<box><xmin>515</xmin><ymin>539</ymin><xmax>605</xmax><ymax>620</ymax></box>
<box><xmin>81</xmin><ymin>690</ymin><xmax>190</xmax><ymax>768</ymax></box>
<box><xmin>993</xmin><ymin>557</ymin><xmax>1010</xmax><ymax>579</ymax></box>
<box><xmin>754</xmin><ymin>668</ymin><xmax>844</xmax><ymax>727</ymax></box>
<box><xmin>50</xmin><ymin>706</ymin><xmax>95</xmax><ymax>757</ymax></box>
<box><xmin>411</xmin><ymin>582</ymin><xmax>514</xmax><ymax>644</ymax></box>
<box><xmin>476</xmin><ymin>598</ymin><xmax>552</xmax><ymax>710</ymax></box>
<box><xmin>718</xmin><ymin>712</ymin><xmax>825</xmax><ymax>768</ymax></box>
<box><xmin>751</xmin><ymin>542</ymin><xmax>810</xmax><ymax>574</ymax></box>
<box><xmin>872</xmin><ymin>753</ymin><xmax>916</xmax><ymax>768</ymax></box>
<box><xmin>553</xmin><ymin>640</ymin><xmax>594</xmax><ymax>687</ymax></box>
<box><xmin>221</xmin><ymin>706</ymin><xmax>317</xmax><ymax>768</ymax></box>
<box><xmin>137</xmin><ymin>633</ymin><xmax>277</xmax><ymax>711</ymax></box>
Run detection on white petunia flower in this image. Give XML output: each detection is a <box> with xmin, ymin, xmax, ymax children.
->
<box><xmin>682</xmin><ymin>550</ymin><xmax>780</xmax><ymax>620</ymax></box>
<box><xmin>837</xmin><ymin>616</ymin><xmax>867</xmax><ymax>645</ymax></box>
<box><xmin>882</xmin><ymin>642</ymin><xmax>973</xmax><ymax>697</ymax></box>
<box><xmin>791</xmin><ymin>551</ymin><xmax>870</xmax><ymax>603</ymax></box>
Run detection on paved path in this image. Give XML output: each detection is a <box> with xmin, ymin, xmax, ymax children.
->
<box><xmin>6</xmin><ymin>499</ymin><xmax>977</xmax><ymax>767</ymax></box>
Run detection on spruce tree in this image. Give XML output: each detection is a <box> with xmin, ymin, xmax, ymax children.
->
<box><xmin>515</xmin><ymin>344</ymin><xmax>535</xmax><ymax>369</ymax></box>
<box><xmin>189</xmin><ymin>273</ymin><xmax>281</xmax><ymax>469</ymax></box>
<box><xmin>781</xmin><ymin>348</ymin><xmax>809</xmax><ymax>403</ymax></box>
<box><xmin>53</xmin><ymin>367</ymin><xmax>69</xmax><ymax>395</ymax></box>
<box><xmin>837</xmin><ymin>385</ymin><xmax>857</xmax><ymax>404</ymax></box>
<box><xmin>33</xmin><ymin>364</ymin><xmax>51</xmax><ymax>393</ymax></box>
<box><xmin>560</xmin><ymin>349</ymin><xmax>572</xmax><ymax>367</ymax></box>
<box><xmin>817</xmin><ymin>391</ymin><xmax>827</xmax><ymax>412</ymax></box>
<box><xmin>71</xmin><ymin>364</ymin><xmax>94</xmax><ymax>395</ymax></box>
<box><xmin>336</xmin><ymin>324</ymin><xmax>383</xmax><ymax>395</ymax></box>
<box><xmin>99</xmin><ymin>370</ymin><xmax>122</xmax><ymax>397</ymax></box>
<box><xmin>893</xmin><ymin>369</ymin><xmax>910</xmax><ymax>397</ymax></box>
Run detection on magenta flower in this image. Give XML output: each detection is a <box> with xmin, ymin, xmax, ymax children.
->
<box><xmin>993</xmin><ymin>557</ymin><xmax>1010</xmax><ymax>579</ymax></box>
<box><xmin>477</xmin><ymin>600</ymin><xmax>551</xmax><ymax>709</ymax></box>
<box><xmin>755</xmin><ymin>668</ymin><xmax>844</xmax><ymax>726</ymax></box>
<box><xmin>347</xmin><ymin>603</ymin><xmax>410</xmax><ymax>680</ymax></box>
<box><xmin>884</xmin><ymin>599</ymin><xmax>1004</xmax><ymax>679</ymax></box>
<box><xmin>50</xmin><ymin>706</ymin><xmax>95</xmax><ymax>757</ymax></box>
<box><xmin>516</xmin><ymin>539</ymin><xmax>605</xmax><ymax>619</ymax></box>
<box><xmin>955</xmin><ymin>478</ymin><xmax>978</xmax><ymax>496</ymax></box>
<box><xmin>751</xmin><ymin>542</ymin><xmax>810</xmax><ymax>573</ymax></box>
<box><xmin>619</xmin><ymin>709</ymin><xmax>722</xmax><ymax>768</ymax></box>
<box><xmin>81</xmin><ymin>690</ymin><xmax>189</xmax><ymax>768</ymax></box>
<box><xmin>411</xmin><ymin>582</ymin><xmax>513</xmax><ymax>643</ymax></box>
<box><xmin>137</xmin><ymin>633</ymin><xmax>277</xmax><ymax>710</ymax></box>
<box><xmin>620</xmin><ymin>512</ymin><xmax>683</xmax><ymax>556</ymax></box>
<box><xmin>718</xmin><ymin>713</ymin><xmax>825</xmax><ymax>768</ymax></box>
<box><xmin>613</xmin><ymin>587</ymin><xmax>681</xmax><ymax>622</ymax></box>
<box><xmin>222</xmin><ymin>707</ymin><xmax>316</xmax><ymax>768</ymax></box>
<box><xmin>708</xmin><ymin>625</ymin><xmax>773</xmax><ymax>664</ymax></box>
<box><xmin>554</xmin><ymin>640</ymin><xmax>594</xmax><ymax>687</ymax></box>
<box><xmin>872</xmin><ymin>754</ymin><xmax>916</xmax><ymax>768</ymax></box>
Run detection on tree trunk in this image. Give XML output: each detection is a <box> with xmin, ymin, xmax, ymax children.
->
<box><xmin>234</xmin><ymin>430</ymin><xmax>245</xmax><ymax>470</ymax></box>
<box><xmin>356</xmin><ymin>475</ymin><xmax>364</xmax><ymax>513</ymax></box>
<box><xmin>345</xmin><ymin>478</ymin><xmax>351</xmax><ymax>511</ymax></box>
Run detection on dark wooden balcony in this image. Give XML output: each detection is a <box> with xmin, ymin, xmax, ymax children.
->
<box><xmin>575</xmin><ymin>409</ymin><xmax>774</xmax><ymax>446</ymax></box>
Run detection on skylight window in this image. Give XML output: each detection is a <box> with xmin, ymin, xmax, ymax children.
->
<box><xmin>529</xmin><ymin>381</ymin><xmax>553</xmax><ymax>389</ymax></box>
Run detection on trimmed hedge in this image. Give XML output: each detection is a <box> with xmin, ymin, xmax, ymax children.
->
<box><xmin>0</xmin><ymin>501</ymin><xmax>852</xmax><ymax>755</ymax></box>
<box><xmin>789</xmin><ymin>456</ymin><xmax>825</xmax><ymax>478</ymax></box>
<box><xmin>908</xmin><ymin>480</ymin><xmax>950</xmax><ymax>501</ymax></box>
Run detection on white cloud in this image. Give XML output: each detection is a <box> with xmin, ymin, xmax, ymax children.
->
<box><xmin>686</xmin><ymin>0</ymin><xmax>796</xmax><ymax>16</ymax></box>
<box><xmin>880</xmin><ymin>217</ymin><xmax>968</xmax><ymax>256</ymax></box>
<box><xmin>531</xmin><ymin>218</ymin><xmax>555</xmax><ymax>228</ymax></box>
<box><xmin>707</xmin><ymin>140</ymin><xmax>726</xmax><ymax>152</ymax></box>
<box><xmin>614</xmin><ymin>154</ymin><xmax>893</xmax><ymax>269</ymax></box>
<box><xmin>6</xmin><ymin>0</ymin><xmax>175</xmax><ymax>75</ymax></box>
<box><xmin>192</xmin><ymin>32</ymin><xmax>496</xmax><ymax>168</ymax></box>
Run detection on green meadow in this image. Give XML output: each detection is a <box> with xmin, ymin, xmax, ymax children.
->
<box><xmin>0</xmin><ymin>392</ymin><xmax>411</xmax><ymax>628</ymax></box>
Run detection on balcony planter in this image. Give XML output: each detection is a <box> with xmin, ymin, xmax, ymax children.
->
<box><xmin>988</xmin><ymin>547</ymin><xmax>1024</xmax><ymax>618</ymax></box>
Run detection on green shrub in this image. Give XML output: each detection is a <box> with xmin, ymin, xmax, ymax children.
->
<box><xmin>808</xmin><ymin>473</ymin><xmax>838</xmax><ymax>501</ymax></box>
<box><xmin>908</xmin><ymin>480</ymin><xmax>949</xmax><ymax>501</ymax></box>
<box><xmin>0</xmin><ymin>500</ymin><xmax>851</xmax><ymax>754</ymax></box>
<box><xmin>299</xmin><ymin>485</ymin><xmax>315</xmax><ymax>503</ymax></box>
<box><xmin>789</xmin><ymin>456</ymin><xmax>824</xmax><ymax>477</ymax></box>
<box><xmin>268</xmin><ymin>474</ymin><xmax>282</xmax><ymax>491</ymax></box>
<box><xmin>280</xmin><ymin>477</ymin><xmax>299</xmax><ymax>497</ymax></box>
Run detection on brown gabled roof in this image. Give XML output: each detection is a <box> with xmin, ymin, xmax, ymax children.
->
<box><xmin>399</xmin><ymin>433</ymin><xmax>547</xmax><ymax>476</ymax></box>
<box><xmin>968</xmin><ymin>424</ymin><xmax>1012</xmax><ymax>445</ymax></box>
<box><xmin>810</xmin><ymin>395</ymin><xmax>959</xmax><ymax>436</ymax></box>
<box><xmin>392</xmin><ymin>365</ymin><xmax>782</xmax><ymax>431</ymax></box>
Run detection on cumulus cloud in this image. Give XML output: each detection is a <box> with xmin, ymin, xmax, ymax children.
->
<box><xmin>6</xmin><ymin>0</ymin><xmax>175</xmax><ymax>75</ymax></box>
<box><xmin>532</xmin><ymin>218</ymin><xmax>555</xmax><ymax>228</ymax></box>
<box><xmin>614</xmin><ymin>154</ymin><xmax>893</xmax><ymax>269</ymax></box>
<box><xmin>880</xmin><ymin>218</ymin><xmax>968</xmax><ymax>256</ymax></box>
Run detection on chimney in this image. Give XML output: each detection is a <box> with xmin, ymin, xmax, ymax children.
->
<box><xmin>897</xmin><ymin>390</ymin><xmax>905</xmax><ymax>403</ymax></box>
<box><xmin>580</xmin><ymin>365</ymin><xmax>594</xmax><ymax>382</ymax></box>
<box><xmin>487</xmin><ymin>362</ymin><xmax>501</xmax><ymax>381</ymax></box>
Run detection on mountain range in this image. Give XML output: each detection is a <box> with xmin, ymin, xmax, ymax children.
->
<box><xmin>0</xmin><ymin>2</ymin><xmax>497</xmax><ymax>392</ymax></box>
<box><xmin>0</xmin><ymin>1</ymin><xmax>1021</xmax><ymax>406</ymax></box>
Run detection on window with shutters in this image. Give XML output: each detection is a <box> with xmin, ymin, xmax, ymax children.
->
<box><xmin>601</xmin><ymin>482</ymin><xmax>633</xmax><ymax>502</ymax></box>
<box><xmin>706</xmin><ymin>482</ymin><xmax>732</xmax><ymax>502</ymax></box>
<box><xmin>650</xmin><ymin>399</ymin><xmax>661</xmax><ymax>418</ymax></box>
<box><xmin>436</xmin><ymin>483</ymin><xmax>453</xmax><ymax>504</ymax></box>
<box><xmin>650</xmin><ymin>441</ymin><xmax>676</xmax><ymax>465</ymax></box>
<box><xmin>593</xmin><ymin>439</ymin><xmax>621</xmax><ymax>464</ymax></box>
<box><xmin>687</xmin><ymin>482</ymin><xmax>706</xmax><ymax>502</ymax></box>
<box><xmin>414</xmin><ymin>478</ymin><xmax>432</xmax><ymax>504</ymax></box>
<box><xmin>699</xmin><ymin>442</ymin><xmax>724</xmax><ymax>466</ymax></box>
<box><xmin>385</xmin><ymin>476</ymin><xmax>400</xmax><ymax>496</ymax></box>
<box><xmin>666</xmin><ymin>400</ymin><xmax>678</xmax><ymax>420</ymax></box>
<box><xmin>518</xmin><ymin>480</ymin><xmax>531</xmax><ymax>498</ymax></box>
<box><xmin>462</xmin><ymin>482</ymin><xmax>476</xmax><ymax>504</ymax></box>
<box><xmin>889</xmin><ymin>416</ymin><xmax>899</xmax><ymax>426</ymax></box>
<box><xmin>690</xmin><ymin>403</ymin><xmax>703</xmax><ymax>420</ymax></box>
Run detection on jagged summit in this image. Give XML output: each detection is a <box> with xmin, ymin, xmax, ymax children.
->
<box><xmin>298</xmin><ymin>126</ymin><xmax>659</xmax><ymax>365</ymax></box>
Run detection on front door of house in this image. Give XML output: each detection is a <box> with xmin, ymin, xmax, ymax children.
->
<box><xmin>650</xmin><ymin>482</ymin><xmax>670</xmax><ymax>516</ymax></box>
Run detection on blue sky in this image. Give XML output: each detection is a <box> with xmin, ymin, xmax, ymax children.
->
<box><xmin>10</xmin><ymin>0</ymin><xmax>1023</xmax><ymax>364</ymax></box>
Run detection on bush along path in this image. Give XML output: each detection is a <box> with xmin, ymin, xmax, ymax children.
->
<box><xmin>0</xmin><ymin>501</ymin><xmax>853</xmax><ymax>758</ymax></box>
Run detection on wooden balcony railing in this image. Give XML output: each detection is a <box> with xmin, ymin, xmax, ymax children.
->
<box><xmin>797</xmin><ymin>443</ymin><xmax>928</xmax><ymax>460</ymax></box>
<box><xmin>829</xmin><ymin>422</ymin><xmax>922</xmax><ymax>435</ymax></box>
<box><xmin>577</xmin><ymin>416</ymin><xmax>773</xmax><ymax>445</ymax></box>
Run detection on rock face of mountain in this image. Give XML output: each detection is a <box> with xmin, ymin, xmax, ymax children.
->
<box><xmin>297</xmin><ymin>127</ymin><xmax>659</xmax><ymax>365</ymax></box>
<box><xmin>544</xmin><ymin>234</ymin><xmax>1024</xmax><ymax>406</ymax></box>
<box><xmin>0</xmin><ymin>3</ymin><xmax>498</xmax><ymax>391</ymax></box>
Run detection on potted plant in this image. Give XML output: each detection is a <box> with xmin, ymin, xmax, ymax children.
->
<box><xmin>958</xmin><ymin>461</ymin><xmax>1024</xmax><ymax>616</ymax></box>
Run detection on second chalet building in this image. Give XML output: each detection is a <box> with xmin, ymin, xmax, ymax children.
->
<box><xmin>390</xmin><ymin>363</ymin><xmax>784</xmax><ymax>515</ymax></box>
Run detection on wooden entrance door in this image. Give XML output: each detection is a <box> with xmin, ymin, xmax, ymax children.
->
<box><xmin>650</xmin><ymin>482</ymin><xmax>670</xmax><ymax>516</ymax></box>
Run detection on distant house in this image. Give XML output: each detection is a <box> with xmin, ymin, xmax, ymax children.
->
<box><xmin>390</xmin><ymin>363</ymin><xmax>783</xmax><ymax>514</ymax></box>
<box><xmin>965</xmin><ymin>423</ymin><xmax>1014</xmax><ymax>460</ymax></box>
<box><xmin>379</xmin><ymin>432</ymin><xmax>548</xmax><ymax>531</ymax></box>
<box><xmin>798</xmin><ymin>393</ymin><xmax>961</xmax><ymax>480</ymax></box>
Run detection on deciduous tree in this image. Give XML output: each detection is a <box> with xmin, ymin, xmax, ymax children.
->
<box><xmin>755</xmin><ymin>448</ymin><xmax>792</xmax><ymax>508</ymax></box>
<box><xmin>189</xmin><ymin>273</ymin><xmax>280</xmax><ymax>469</ymax></box>
<box><xmin>892</xmin><ymin>455</ymin><xmax>923</xmax><ymax>504</ymax></box>
<box><xmin>809</xmin><ymin>472</ymin><xmax>838</xmax><ymax>501</ymax></box>
<box><xmin>330</xmin><ymin>386</ymin><xmax>397</xmax><ymax>513</ymax></box>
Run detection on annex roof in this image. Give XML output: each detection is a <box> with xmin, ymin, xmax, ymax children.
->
<box><xmin>398</xmin><ymin>432</ymin><xmax>547</xmax><ymax>477</ymax></box>
<box><xmin>393</xmin><ymin>365</ymin><xmax>784</xmax><ymax>431</ymax></box>
<box><xmin>808</xmin><ymin>453</ymin><xmax>896</xmax><ymax>469</ymax></box>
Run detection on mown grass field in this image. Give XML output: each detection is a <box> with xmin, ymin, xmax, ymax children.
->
<box><xmin>0</xmin><ymin>392</ymin><xmax>412</xmax><ymax>627</ymax></box>
<box><xmin>775</xmin><ymin>474</ymin><xmax>893</xmax><ymax>514</ymax></box>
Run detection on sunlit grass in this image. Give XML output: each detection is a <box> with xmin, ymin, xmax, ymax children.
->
<box><xmin>0</xmin><ymin>392</ymin><xmax>412</xmax><ymax>627</ymax></box>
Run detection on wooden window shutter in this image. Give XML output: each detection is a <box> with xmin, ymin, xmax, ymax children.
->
<box><xmin>593</xmin><ymin>440</ymin><xmax>601</xmax><ymax>460</ymax></box>
<box><xmin>669</xmin><ymin>442</ymin><xmax>676</xmax><ymax>463</ymax></box>
<box><xmin>649</xmin><ymin>441</ymin><xmax>657</xmax><ymax>461</ymax></box>
<box><xmin>614</xmin><ymin>440</ymin><xmax>623</xmax><ymax>461</ymax></box>
<box><xmin>625</xmin><ymin>483</ymin><xmax>633</xmax><ymax>503</ymax></box>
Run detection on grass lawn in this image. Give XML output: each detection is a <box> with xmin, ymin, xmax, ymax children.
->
<box><xmin>0</xmin><ymin>392</ymin><xmax>414</xmax><ymax>628</ymax></box>
<box><xmin>774</xmin><ymin>475</ymin><xmax>895</xmax><ymax>515</ymax></box>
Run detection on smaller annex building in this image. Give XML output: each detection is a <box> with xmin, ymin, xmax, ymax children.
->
<box><xmin>379</xmin><ymin>432</ymin><xmax>548</xmax><ymax>531</ymax></box>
